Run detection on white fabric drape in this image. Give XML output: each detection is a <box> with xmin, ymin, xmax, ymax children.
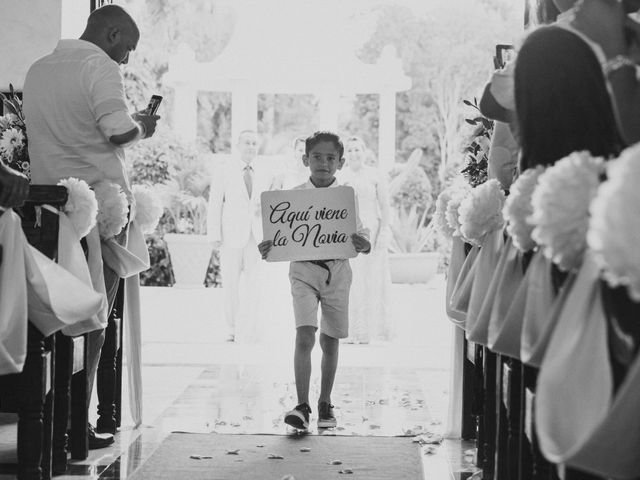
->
<box><xmin>0</xmin><ymin>209</ymin><xmax>29</xmax><ymax>375</ymax></box>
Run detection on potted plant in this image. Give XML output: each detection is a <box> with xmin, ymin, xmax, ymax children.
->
<box><xmin>387</xmin><ymin>148</ymin><xmax>439</xmax><ymax>284</ymax></box>
<box><xmin>159</xmin><ymin>150</ymin><xmax>214</xmax><ymax>288</ymax></box>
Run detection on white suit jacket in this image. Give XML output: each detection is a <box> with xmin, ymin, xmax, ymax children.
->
<box><xmin>207</xmin><ymin>158</ymin><xmax>277</xmax><ymax>248</ymax></box>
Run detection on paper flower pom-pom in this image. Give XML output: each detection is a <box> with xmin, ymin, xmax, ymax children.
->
<box><xmin>459</xmin><ymin>179</ymin><xmax>506</xmax><ymax>246</ymax></box>
<box><xmin>132</xmin><ymin>184</ymin><xmax>164</xmax><ymax>234</ymax></box>
<box><xmin>58</xmin><ymin>177</ymin><xmax>98</xmax><ymax>239</ymax></box>
<box><xmin>530</xmin><ymin>151</ymin><xmax>605</xmax><ymax>271</ymax></box>
<box><xmin>445</xmin><ymin>183</ymin><xmax>472</xmax><ymax>238</ymax></box>
<box><xmin>588</xmin><ymin>144</ymin><xmax>640</xmax><ymax>301</ymax></box>
<box><xmin>502</xmin><ymin>166</ymin><xmax>545</xmax><ymax>252</ymax></box>
<box><xmin>93</xmin><ymin>181</ymin><xmax>129</xmax><ymax>240</ymax></box>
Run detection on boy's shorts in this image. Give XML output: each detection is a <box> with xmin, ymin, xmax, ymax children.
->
<box><xmin>289</xmin><ymin>260</ymin><xmax>352</xmax><ymax>339</ymax></box>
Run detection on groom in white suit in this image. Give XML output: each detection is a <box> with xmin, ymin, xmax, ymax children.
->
<box><xmin>208</xmin><ymin>130</ymin><xmax>276</xmax><ymax>341</ymax></box>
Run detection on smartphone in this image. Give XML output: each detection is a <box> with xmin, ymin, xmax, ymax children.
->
<box><xmin>146</xmin><ymin>95</ymin><xmax>163</xmax><ymax>115</ymax></box>
<box><xmin>495</xmin><ymin>44</ymin><xmax>515</xmax><ymax>69</ymax></box>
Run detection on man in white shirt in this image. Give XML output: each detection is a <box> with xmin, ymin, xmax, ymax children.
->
<box><xmin>23</xmin><ymin>4</ymin><xmax>158</xmax><ymax>452</ymax></box>
<box><xmin>207</xmin><ymin>131</ymin><xmax>277</xmax><ymax>342</ymax></box>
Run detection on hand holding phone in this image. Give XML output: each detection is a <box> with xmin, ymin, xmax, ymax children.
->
<box><xmin>145</xmin><ymin>95</ymin><xmax>163</xmax><ymax>115</ymax></box>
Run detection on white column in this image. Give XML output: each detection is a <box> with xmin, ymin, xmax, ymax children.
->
<box><xmin>173</xmin><ymin>82</ymin><xmax>197</xmax><ymax>142</ymax></box>
<box><xmin>231</xmin><ymin>82</ymin><xmax>258</xmax><ymax>152</ymax></box>
<box><xmin>378</xmin><ymin>89</ymin><xmax>396</xmax><ymax>172</ymax></box>
<box><xmin>317</xmin><ymin>88</ymin><xmax>339</xmax><ymax>132</ymax></box>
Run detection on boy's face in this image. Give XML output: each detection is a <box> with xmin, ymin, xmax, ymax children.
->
<box><xmin>303</xmin><ymin>140</ymin><xmax>344</xmax><ymax>185</ymax></box>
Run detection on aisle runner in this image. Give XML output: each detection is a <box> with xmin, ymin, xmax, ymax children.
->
<box><xmin>128</xmin><ymin>433</ymin><xmax>423</xmax><ymax>479</ymax></box>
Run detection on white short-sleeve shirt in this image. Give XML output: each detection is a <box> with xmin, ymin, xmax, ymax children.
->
<box><xmin>23</xmin><ymin>39</ymin><xmax>138</xmax><ymax>197</ymax></box>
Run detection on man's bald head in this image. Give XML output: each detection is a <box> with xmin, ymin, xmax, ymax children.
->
<box><xmin>81</xmin><ymin>5</ymin><xmax>140</xmax><ymax>65</ymax></box>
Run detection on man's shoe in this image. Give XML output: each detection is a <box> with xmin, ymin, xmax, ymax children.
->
<box><xmin>95</xmin><ymin>417</ymin><xmax>117</xmax><ymax>435</ymax></box>
<box><xmin>284</xmin><ymin>403</ymin><xmax>311</xmax><ymax>430</ymax></box>
<box><xmin>317</xmin><ymin>401</ymin><xmax>337</xmax><ymax>428</ymax></box>
<box><xmin>88</xmin><ymin>424</ymin><xmax>114</xmax><ymax>450</ymax></box>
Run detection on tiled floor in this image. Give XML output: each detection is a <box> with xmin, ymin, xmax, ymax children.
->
<box><xmin>0</xmin><ymin>276</ymin><xmax>480</xmax><ymax>479</ymax></box>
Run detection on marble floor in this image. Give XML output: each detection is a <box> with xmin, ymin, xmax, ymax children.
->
<box><xmin>0</xmin><ymin>276</ymin><xmax>480</xmax><ymax>479</ymax></box>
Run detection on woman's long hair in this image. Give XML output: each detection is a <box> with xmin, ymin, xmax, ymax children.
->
<box><xmin>515</xmin><ymin>26</ymin><xmax>623</xmax><ymax>170</ymax></box>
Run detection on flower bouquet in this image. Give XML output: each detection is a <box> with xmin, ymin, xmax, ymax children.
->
<box><xmin>0</xmin><ymin>84</ymin><xmax>29</xmax><ymax>177</ymax></box>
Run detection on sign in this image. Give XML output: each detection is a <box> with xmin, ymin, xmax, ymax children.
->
<box><xmin>260</xmin><ymin>186</ymin><xmax>357</xmax><ymax>262</ymax></box>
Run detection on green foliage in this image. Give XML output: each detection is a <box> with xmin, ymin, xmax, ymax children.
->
<box><xmin>139</xmin><ymin>234</ymin><xmax>175</xmax><ymax>286</ymax></box>
<box><xmin>460</xmin><ymin>98</ymin><xmax>493</xmax><ymax>187</ymax></box>
<box><xmin>388</xmin><ymin>162</ymin><xmax>433</xmax><ymax>213</ymax></box>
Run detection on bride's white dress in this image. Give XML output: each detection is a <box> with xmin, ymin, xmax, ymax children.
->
<box><xmin>340</xmin><ymin>166</ymin><xmax>393</xmax><ymax>343</ymax></box>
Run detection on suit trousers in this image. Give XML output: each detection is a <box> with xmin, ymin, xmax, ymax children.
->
<box><xmin>220</xmin><ymin>234</ymin><xmax>260</xmax><ymax>333</ymax></box>
<box><xmin>86</xmin><ymin>230</ymin><xmax>125</xmax><ymax>404</ymax></box>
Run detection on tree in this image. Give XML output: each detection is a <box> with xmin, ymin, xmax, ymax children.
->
<box><xmin>356</xmin><ymin>0</ymin><xmax>522</xmax><ymax>187</ymax></box>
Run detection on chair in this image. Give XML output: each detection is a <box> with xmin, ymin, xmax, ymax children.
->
<box><xmin>0</xmin><ymin>185</ymin><xmax>68</xmax><ymax>480</ymax></box>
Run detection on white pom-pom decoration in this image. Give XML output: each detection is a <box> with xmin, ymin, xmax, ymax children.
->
<box><xmin>530</xmin><ymin>151</ymin><xmax>605</xmax><ymax>271</ymax></box>
<box><xmin>132</xmin><ymin>184</ymin><xmax>163</xmax><ymax>234</ymax></box>
<box><xmin>445</xmin><ymin>183</ymin><xmax>472</xmax><ymax>238</ymax></box>
<box><xmin>93</xmin><ymin>181</ymin><xmax>129</xmax><ymax>240</ymax></box>
<box><xmin>58</xmin><ymin>177</ymin><xmax>98</xmax><ymax>239</ymax></box>
<box><xmin>588</xmin><ymin>144</ymin><xmax>640</xmax><ymax>301</ymax></box>
<box><xmin>458</xmin><ymin>179</ymin><xmax>506</xmax><ymax>246</ymax></box>
<box><xmin>434</xmin><ymin>182</ymin><xmax>469</xmax><ymax>239</ymax></box>
<box><xmin>502</xmin><ymin>166</ymin><xmax>545</xmax><ymax>252</ymax></box>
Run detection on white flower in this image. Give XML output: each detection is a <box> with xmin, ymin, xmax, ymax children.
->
<box><xmin>445</xmin><ymin>182</ymin><xmax>472</xmax><ymax>238</ymax></box>
<box><xmin>503</xmin><ymin>166</ymin><xmax>545</xmax><ymax>252</ymax></box>
<box><xmin>459</xmin><ymin>179</ymin><xmax>506</xmax><ymax>246</ymax></box>
<box><xmin>93</xmin><ymin>181</ymin><xmax>129</xmax><ymax>240</ymax></box>
<box><xmin>0</xmin><ymin>128</ymin><xmax>25</xmax><ymax>157</ymax></box>
<box><xmin>588</xmin><ymin>144</ymin><xmax>640</xmax><ymax>301</ymax></box>
<box><xmin>530</xmin><ymin>151</ymin><xmax>605</xmax><ymax>271</ymax></box>
<box><xmin>58</xmin><ymin>177</ymin><xmax>98</xmax><ymax>239</ymax></box>
<box><xmin>435</xmin><ymin>184</ymin><xmax>461</xmax><ymax>239</ymax></box>
<box><xmin>132</xmin><ymin>184</ymin><xmax>164</xmax><ymax>234</ymax></box>
<box><xmin>0</xmin><ymin>114</ymin><xmax>19</xmax><ymax>130</ymax></box>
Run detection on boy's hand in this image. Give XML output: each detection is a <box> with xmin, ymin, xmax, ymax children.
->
<box><xmin>258</xmin><ymin>239</ymin><xmax>273</xmax><ymax>260</ymax></box>
<box><xmin>351</xmin><ymin>233</ymin><xmax>371</xmax><ymax>254</ymax></box>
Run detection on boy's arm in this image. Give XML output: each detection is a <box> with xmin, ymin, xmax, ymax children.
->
<box><xmin>258</xmin><ymin>239</ymin><xmax>273</xmax><ymax>260</ymax></box>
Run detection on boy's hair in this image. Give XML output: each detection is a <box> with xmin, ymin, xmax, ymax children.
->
<box><xmin>305</xmin><ymin>131</ymin><xmax>344</xmax><ymax>158</ymax></box>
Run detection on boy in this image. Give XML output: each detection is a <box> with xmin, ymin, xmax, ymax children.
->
<box><xmin>258</xmin><ymin>131</ymin><xmax>371</xmax><ymax>430</ymax></box>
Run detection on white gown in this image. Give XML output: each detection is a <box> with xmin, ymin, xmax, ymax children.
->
<box><xmin>340</xmin><ymin>166</ymin><xmax>393</xmax><ymax>343</ymax></box>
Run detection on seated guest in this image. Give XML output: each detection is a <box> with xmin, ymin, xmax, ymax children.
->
<box><xmin>514</xmin><ymin>25</ymin><xmax>622</xmax><ymax>170</ymax></box>
<box><xmin>572</xmin><ymin>0</ymin><xmax>640</xmax><ymax>144</ymax></box>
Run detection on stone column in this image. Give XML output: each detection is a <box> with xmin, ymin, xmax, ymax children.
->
<box><xmin>317</xmin><ymin>88</ymin><xmax>339</xmax><ymax>132</ymax></box>
<box><xmin>173</xmin><ymin>82</ymin><xmax>197</xmax><ymax>142</ymax></box>
<box><xmin>378</xmin><ymin>89</ymin><xmax>396</xmax><ymax>172</ymax></box>
<box><xmin>231</xmin><ymin>81</ymin><xmax>258</xmax><ymax>152</ymax></box>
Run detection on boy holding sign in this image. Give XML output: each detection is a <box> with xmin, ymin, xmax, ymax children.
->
<box><xmin>258</xmin><ymin>131</ymin><xmax>371</xmax><ymax>430</ymax></box>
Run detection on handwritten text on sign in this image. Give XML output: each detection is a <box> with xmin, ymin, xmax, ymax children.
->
<box><xmin>260</xmin><ymin>186</ymin><xmax>357</xmax><ymax>262</ymax></box>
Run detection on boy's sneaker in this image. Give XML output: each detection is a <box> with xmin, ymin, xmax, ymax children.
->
<box><xmin>317</xmin><ymin>401</ymin><xmax>337</xmax><ymax>428</ymax></box>
<box><xmin>284</xmin><ymin>403</ymin><xmax>311</xmax><ymax>430</ymax></box>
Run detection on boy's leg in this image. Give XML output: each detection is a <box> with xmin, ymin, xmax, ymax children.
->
<box><xmin>318</xmin><ymin>333</ymin><xmax>339</xmax><ymax>404</ymax></box>
<box><xmin>294</xmin><ymin>326</ymin><xmax>316</xmax><ymax>405</ymax></box>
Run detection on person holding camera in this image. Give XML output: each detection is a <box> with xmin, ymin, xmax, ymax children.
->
<box><xmin>572</xmin><ymin>0</ymin><xmax>640</xmax><ymax>145</ymax></box>
<box><xmin>23</xmin><ymin>4</ymin><xmax>159</xmax><ymax>452</ymax></box>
